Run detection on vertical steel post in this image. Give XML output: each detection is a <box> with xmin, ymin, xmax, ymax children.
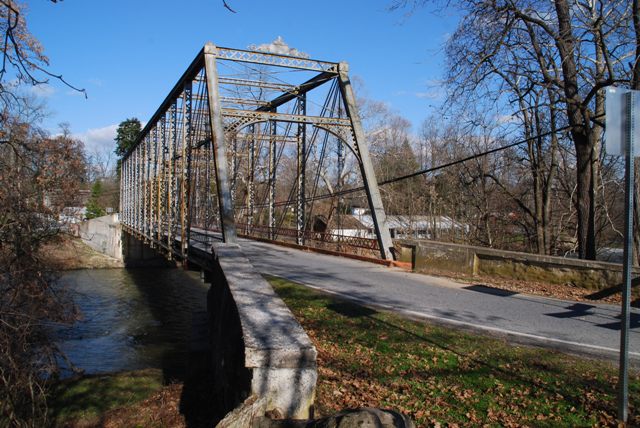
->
<box><xmin>120</xmin><ymin>157</ymin><xmax>126</xmax><ymax>224</ymax></box>
<box><xmin>248</xmin><ymin>124</ymin><xmax>256</xmax><ymax>233</ymax></box>
<box><xmin>131</xmin><ymin>150</ymin><xmax>135</xmax><ymax>229</ymax></box>
<box><xmin>119</xmin><ymin>154</ymin><xmax>124</xmax><ymax>221</ymax></box>
<box><xmin>138</xmin><ymin>141</ymin><xmax>143</xmax><ymax>236</ymax></box>
<box><xmin>181</xmin><ymin>82</ymin><xmax>193</xmax><ymax>259</ymax></box>
<box><xmin>205</xmin><ymin>140</ymin><xmax>212</xmax><ymax>230</ymax></box>
<box><xmin>128</xmin><ymin>153</ymin><xmax>132</xmax><ymax>228</ymax></box>
<box><xmin>337</xmin><ymin>62</ymin><xmax>394</xmax><ymax>260</ymax></box>
<box><xmin>269</xmin><ymin>112</ymin><xmax>277</xmax><ymax>239</ymax></box>
<box><xmin>136</xmin><ymin>145</ymin><xmax>145</xmax><ymax>239</ymax></box>
<box><xmin>134</xmin><ymin>148</ymin><xmax>140</xmax><ymax>232</ymax></box>
<box><xmin>231</xmin><ymin>136</ymin><xmax>238</xmax><ymax>206</ymax></box>
<box><xmin>167</xmin><ymin>102</ymin><xmax>177</xmax><ymax>258</ymax></box>
<box><xmin>138</xmin><ymin>146</ymin><xmax>143</xmax><ymax>236</ymax></box>
<box><xmin>618</xmin><ymin>90</ymin><xmax>634</xmax><ymax>424</ymax></box>
<box><xmin>203</xmin><ymin>43</ymin><xmax>237</xmax><ymax>243</ymax></box>
<box><xmin>179</xmin><ymin>89</ymin><xmax>188</xmax><ymax>256</ymax></box>
<box><xmin>150</xmin><ymin>126</ymin><xmax>159</xmax><ymax>247</ymax></box>
<box><xmin>337</xmin><ymin>106</ymin><xmax>345</xmax><ymax>233</ymax></box>
<box><xmin>192</xmin><ymin>138</ymin><xmax>201</xmax><ymax>228</ymax></box>
<box><xmin>147</xmin><ymin>134</ymin><xmax>154</xmax><ymax>240</ymax></box>
<box><xmin>297</xmin><ymin>96</ymin><xmax>306</xmax><ymax>245</ymax></box>
<box><xmin>143</xmin><ymin>136</ymin><xmax>149</xmax><ymax>240</ymax></box>
<box><xmin>157</xmin><ymin>118</ymin><xmax>165</xmax><ymax>245</ymax></box>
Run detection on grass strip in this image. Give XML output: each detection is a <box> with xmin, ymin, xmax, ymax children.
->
<box><xmin>47</xmin><ymin>368</ymin><xmax>164</xmax><ymax>426</ymax></box>
<box><xmin>267</xmin><ymin>275</ymin><xmax>639</xmax><ymax>427</ymax></box>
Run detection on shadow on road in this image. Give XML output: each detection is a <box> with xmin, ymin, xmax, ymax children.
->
<box><xmin>597</xmin><ymin>312</ymin><xmax>640</xmax><ymax>331</ymax></box>
<box><xmin>546</xmin><ymin>303</ymin><xmax>597</xmax><ymax>319</ymax></box>
<box><xmin>464</xmin><ymin>284</ymin><xmax>518</xmax><ymax>297</ymax></box>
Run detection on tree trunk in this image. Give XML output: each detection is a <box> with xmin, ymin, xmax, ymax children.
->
<box><xmin>555</xmin><ymin>0</ymin><xmax>597</xmax><ymax>259</ymax></box>
<box><xmin>544</xmin><ymin>88</ymin><xmax>560</xmax><ymax>255</ymax></box>
<box><xmin>532</xmin><ymin>106</ymin><xmax>546</xmax><ymax>255</ymax></box>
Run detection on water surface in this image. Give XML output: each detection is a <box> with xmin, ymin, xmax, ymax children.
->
<box><xmin>54</xmin><ymin>268</ymin><xmax>208</xmax><ymax>378</ymax></box>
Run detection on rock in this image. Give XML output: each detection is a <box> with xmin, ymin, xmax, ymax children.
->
<box><xmin>314</xmin><ymin>408</ymin><xmax>415</xmax><ymax>428</ymax></box>
<box><xmin>254</xmin><ymin>408</ymin><xmax>416</xmax><ymax>428</ymax></box>
<box><xmin>216</xmin><ymin>395</ymin><xmax>267</xmax><ymax>428</ymax></box>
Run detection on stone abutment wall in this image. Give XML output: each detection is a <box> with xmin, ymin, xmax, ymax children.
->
<box><xmin>78</xmin><ymin>214</ymin><xmax>123</xmax><ymax>260</ymax></box>
<box><xmin>396</xmin><ymin>239</ymin><xmax>635</xmax><ymax>290</ymax></box>
<box><xmin>205</xmin><ymin>243</ymin><xmax>317</xmax><ymax>421</ymax></box>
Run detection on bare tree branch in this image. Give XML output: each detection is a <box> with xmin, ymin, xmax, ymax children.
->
<box><xmin>222</xmin><ymin>0</ymin><xmax>236</xmax><ymax>13</ymax></box>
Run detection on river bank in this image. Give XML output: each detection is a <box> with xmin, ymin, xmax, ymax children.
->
<box><xmin>45</xmin><ymin>239</ymin><xmax>213</xmax><ymax>426</ymax></box>
<box><xmin>42</xmin><ymin>235</ymin><xmax>124</xmax><ymax>270</ymax></box>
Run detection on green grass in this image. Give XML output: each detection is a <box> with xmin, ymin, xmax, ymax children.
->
<box><xmin>267</xmin><ymin>275</ymin><xmax>640</xmax><ymax>427</ymax></box>
<box><xmin>48</xmin><ymin>368</ymin><xmax>164</xmax><ymax>426</ymax></box>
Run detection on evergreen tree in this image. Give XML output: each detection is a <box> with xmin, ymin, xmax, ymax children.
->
<box><xmin>85</xmin><ymin>180</ymin><xmax>106</xmax><ymax>219</ymax></box>
<box><xmin>114</xmin><ymin>118</ymin><xmax>141</xmax><ymax>175</ymax></box>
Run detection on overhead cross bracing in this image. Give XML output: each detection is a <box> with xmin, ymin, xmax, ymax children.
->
<box><xmin>120</xmin><ymin>43</ymin><xmax>394</xmax><ymax>261</ymax></box>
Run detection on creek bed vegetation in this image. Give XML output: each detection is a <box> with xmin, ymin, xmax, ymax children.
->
<box><xmin>267</xmin><ymin>275</ymin><xmax>640</xmax><ymax>427</ymax></box>
<box><xmin>47</xmin><ymin>369</ymin><xmax>165</xmax><ymax>427</ymax></box>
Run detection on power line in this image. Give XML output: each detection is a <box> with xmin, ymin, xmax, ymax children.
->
<box><xmin>379</xmin><ymin>121</ymin><xmax>576</xmax><ymax>186</ymax></box>
<box><xmin>238</xmin><ymin>117</ymin><xmax>584</xmax><ymax>208</ymax></box>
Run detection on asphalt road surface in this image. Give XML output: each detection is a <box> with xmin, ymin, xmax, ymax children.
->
<box><xmin>238</xmin><ymin>238</ymin><xmax>640</xmax><ymax>363</ymax></box>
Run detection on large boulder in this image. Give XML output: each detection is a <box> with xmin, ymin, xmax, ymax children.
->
<box><xmin>255</xmin><ymin>408</ymin><xmax>416</xmax><ymax>428</ymax></box>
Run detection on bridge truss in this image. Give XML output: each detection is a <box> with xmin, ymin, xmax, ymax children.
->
<box><xmin>120</xmin><ymin>43</ymin><xmax>394</xmax><ymax>260</ymax></box>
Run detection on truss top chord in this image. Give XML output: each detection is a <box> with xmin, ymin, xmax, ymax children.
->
<box><xmin>210</xmin><ymin>44</ymin><xmax>339</xmax><ymax>73</ymax></box>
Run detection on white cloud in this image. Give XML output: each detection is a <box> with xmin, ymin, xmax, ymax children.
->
<box><xmin>249</xmin><ymin>36</ymin><xmax>309</xmax><ymax>58</ymax></box>
<box><xmin>27</xmin><ymin>83</ymin><xmax>55</xmax><ymax>98</ymax></box>
<box><xmin>88</xmin><ymin>78</ymin><xmax>104</xmax><ymax>87</ymax></box>
<box><xmin>65</xmin><ymin>89</ymin><xmax>87</xmax><ymax>97</ymax></box>
<box><xmin>414</xmin><ymin>90</ymin><xmax>443</xmax><ymax>100</ymax></box>
<box><xmin>496</xmin><ymin>114</ymin><xmax>519</xmax><ymax>125</ymax></box>
<box><xmin>74</xmin><ymin>124</ymin><xmax>118</xmax><ymax>154</ymax></box>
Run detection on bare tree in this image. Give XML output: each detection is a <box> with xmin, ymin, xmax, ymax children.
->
<box><xmin>1</xmin><ymin>106</ymin><xmax>86</xmax><ymax>426</ymax></box>
<box><xmin>0</xmin><ymin>0</ymin><xmax>85</xmax><ymax>114</ymax></box>
<box><xmin>393</xmin><ymin>0</ymin><xmax>636</xmax><ymax>259</ymax></box>
<box><xmin>0</xmin><ymin>2</ymin><xmax>89</xmax><ymax>425</ymax></box>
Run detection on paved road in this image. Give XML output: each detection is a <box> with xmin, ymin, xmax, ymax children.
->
<box><xmin>238</xmin><ymin>239</ymin><xmax>640</xmax><ymax>362</ymax></box>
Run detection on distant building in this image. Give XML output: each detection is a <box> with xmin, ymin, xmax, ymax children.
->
<box><xmin>311</xmin><ymin>214</ymin><xmax>371</xmax><ymax>238</ymax></box>
<box><xmin>322</xmin><ymin>207</ymin><xmax>468</xmax><ymax>240</ymax></box>
<box><xmin>43</xmin><ymin>188</ymin><xmax>91</xmax><ymax>211</ymax></box>
<box><xmin>59</xmin><ymin>206</ymin><xmax>87</xmax><ymax>224</ymax></box>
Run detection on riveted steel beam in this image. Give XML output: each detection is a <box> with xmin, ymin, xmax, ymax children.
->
<box><xmin>337</xmin><ymin>62</ymin><xmax>394</xmax><ymax>260</ymax></box>
<box><xmin>269</xmin><ymin>112</ymin><xmax>277</xmax><ymax>240</ymax></box>
<box><xmin>216</xmin><ymin>46</ymin><xmax>339</xmax><ymax>73</ymax></box>
<box><xmin>218</xmin><ymin>77</ymin><xmax>297</xmax><ymax>92</ymax></box>
<box><xmin>297</xmin><ymin>95</ymin><xmax>306</xmax><ymax>245</ymax></box>
<box><xmin>204</xmin><ymin>43</ymin><xmax>237</xmax><ymax>243</ymax></box>
<box><xmin>247</xmin><ymin>124</ymin><xmax>256</xmax><ymax>233</ymax></box>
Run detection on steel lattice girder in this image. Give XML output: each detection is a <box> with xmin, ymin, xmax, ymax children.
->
<box><xmin>121</xmin><ymin>43</ymin><xmax>394</xmax><ymax>260</ymax></box>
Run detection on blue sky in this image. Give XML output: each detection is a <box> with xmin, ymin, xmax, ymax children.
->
<box><xmin>23</xmin><ymin>0</ymin><xmax>457</xmax><ymax>155</ymax></box>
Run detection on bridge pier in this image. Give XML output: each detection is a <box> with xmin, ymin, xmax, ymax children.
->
<box><xmin>122</xmin><ymin>230</ymin><xmax>176</xmax><ymax>268</ymax></box>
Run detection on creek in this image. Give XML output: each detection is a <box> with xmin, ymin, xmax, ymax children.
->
<box><xmin>53</xmin><ymin>268</ymin><xmax>208</xmax><ymax>379</ymax></box>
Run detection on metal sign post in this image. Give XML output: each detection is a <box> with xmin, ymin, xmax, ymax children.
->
<box><xmin>605</xmin><ymin>87</ymin><xmax>640</xmax><ymax>424</ymax></box>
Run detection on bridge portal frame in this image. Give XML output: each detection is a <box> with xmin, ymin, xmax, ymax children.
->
<box><xmin>121</xmin><ymin>43</ymin><xmax>394</xmax><ymax>260</ymax></box>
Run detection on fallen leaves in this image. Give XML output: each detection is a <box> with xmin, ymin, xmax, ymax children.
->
<box><xmin>271</xmin><ymin>279</ymin><xmax>640</xmax><ymax>427</ymax></box>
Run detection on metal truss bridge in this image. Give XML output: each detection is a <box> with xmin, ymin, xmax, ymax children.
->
<box><xmin>120</xmin><ymin>43</ymin><xmax>394</xmax><ymax>262</ymax></box>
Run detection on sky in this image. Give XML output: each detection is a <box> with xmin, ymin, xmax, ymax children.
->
<box><xmin>22</xmin><ymin>0</ymin><xmax>458</xmax><ymax>157</ymax></box>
